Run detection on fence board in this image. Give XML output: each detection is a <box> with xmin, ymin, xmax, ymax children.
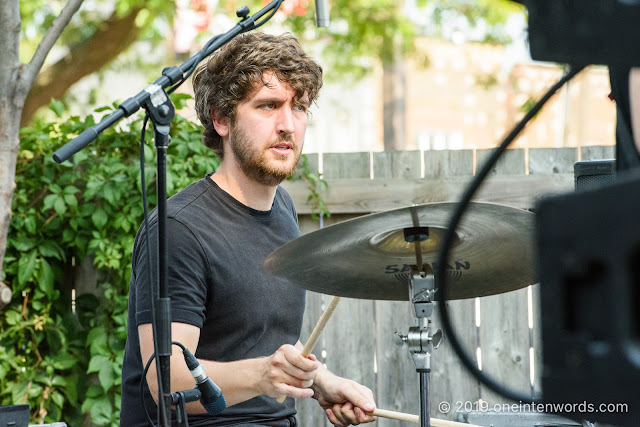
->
<box><xmin>580</xmin><ymin>145</ymin><xmax>615</xmax><ymax>161</ymax></box>
<box><xmin>529</xmin><ymin>147</ymin><xmax>578</xmax><ymax>174</ymax></box>
<box><xmin>424</xmin><ymin>150</ymin><xmax>474</xmax><ymax>177</ymax></box>
<box><xmin>324</xmin><ymin>298</ymin><xmax>377</xmax><ymax>408</ymax></box>
<box><xmin>373</xmin><ymin>151</ymin><xmax>422</xmax><ymax>179</ymax></box>
<box><xmin>476</xmin><ymin>148</ymin><xmax>526</xmax><ymax>175</ymax></box>
<box><xmin>430</xmin><ymin>299</ymin><xmax>479</xmax><ymax>421</ymax></box>
<box><xmin>323</xmin><ymin>152</ymin><xmax>370</xmax><ymax>179</ymax></box>
<box><xmin>479</xmin><ymin>289</ymin><xmax>532</xmax><ymax>405</ymax></box>
<box><xmin>282</xmin><ymin>174</ymin><xmax>573</xmax><ymax>215</ymax></box>
<box><xmin>374</xmin><ymin>300</ymin><xmax>420</xmax><ymax>426</ymax></box>
<box><xmin>476</xmin><ymin>150</ymin><xmax>532</xmax><ymax>408</ymax></box>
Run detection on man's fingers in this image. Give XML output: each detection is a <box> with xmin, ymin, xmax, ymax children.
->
<box><xmin>342</xmin><ymin>383</ymin><xmax>376</xmax><ymax>414</ymax></box>
<box><xmin>277</xmin><ymin>383</ymin><xmax>315</xmax><ymax>400</ymax></box>
<box><xmin>327</xmin><ymin>407</ymin><xmax>350</xmax><ymax>427</ymax></box>
<box><xmin>283</xmin><ymin>345</ymin><xmax>319</xmax><ymax>371</ymax></box>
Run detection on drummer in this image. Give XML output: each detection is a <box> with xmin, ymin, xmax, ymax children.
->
<box><xmin>120</xmin><ymin>32</ymin><xmax>377</xmax><ymax>426</ymax></box>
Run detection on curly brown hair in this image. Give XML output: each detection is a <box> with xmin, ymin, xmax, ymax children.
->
<box><xmin>192</xmin><ymin>32</ymin><xmax>323</xmax><ymax>158</ymax></box>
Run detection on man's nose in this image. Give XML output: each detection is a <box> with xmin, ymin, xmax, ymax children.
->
<box><xmin>276</xmin><ymin>107</ymin><xmax>295</xmax><ymax>134</ymax></box>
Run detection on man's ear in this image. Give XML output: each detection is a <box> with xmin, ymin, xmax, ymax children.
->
<box><xmin>212</xmin><ymin>110</ymin><xmax>230</xmax><ymax>138</ymax></box>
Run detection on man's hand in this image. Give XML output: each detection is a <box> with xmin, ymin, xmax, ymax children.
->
<box><xmin>259</xmin><ymin>344</ymin><xmax>321</xmax><ymax>399</ymax></box>
<box><xmin>312</xmin><ymin>368</ymin><xmax>377</xmax><ymax>426</ymax></box>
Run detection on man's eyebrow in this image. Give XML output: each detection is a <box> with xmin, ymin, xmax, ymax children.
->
<box><xmin>250</xmin><ymin>96</ymin><xmax>284</xmax><ymax>104</ymax></box>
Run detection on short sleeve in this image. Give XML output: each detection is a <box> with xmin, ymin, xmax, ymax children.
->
<box><xmin>131</xmin><ymin>217</ymin><xmax>210</xmax><ymax>329</ymax></box>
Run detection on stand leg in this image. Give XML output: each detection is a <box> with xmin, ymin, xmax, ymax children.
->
<box><xmin>419</xmin><ymin>371</ymin><xmax>430</xmax><ymax>427</ymax></box>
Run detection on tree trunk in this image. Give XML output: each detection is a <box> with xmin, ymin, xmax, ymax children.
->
<box><xmin>1</xmin><ymin>0</ymin><xmax>84</xmax><ymax>308</ymax></box>
<box><xmin>21</xmin><ymin>8</ymin><xmax>142</xmax><ymax>125</ymax></box>
<box><xmin>382</xmin><ymin>53</ymin><xmax>407</xmax><ymax>151</ymax></box>
<box><xmin>0</xmin><ymin>0</ymin><xmax>23</xmax><ymax>308</ymax></box>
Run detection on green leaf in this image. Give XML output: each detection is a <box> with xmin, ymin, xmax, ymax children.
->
<box><xmin>11</xmin><ymin>381</ymin><xmax>29</xmax><ymax>404</ymax></box>
<box><xmin>64</xmin><ymin>194</ymin><xmax>78</xmax><ymax>207</ymax></box>
<box><xmin>38</xmin><ymin>258</ymin><xmax>55</xmax><ymax>295</ymax></box>
<box><xmin>89</xmin><ymin>396</ymin><xmax>112</xmax><ymax>425</ymax></box>
<box><xmin>5</xmin><ymin>309</ymin><xmax>22</xmax><ymax>326</ymax></box>
<box><xmin>89</xmin><ymin>331</ymin><xmax>109</xmax><ymax>356</ymax></box>
<box><xmin>63</xmin><ymin>185</ymin><xmax>80</xmax><ymax>195</ymax></box>
<box><xmin>24</xmin><ymin>216</ymin><xmax>37</xmax><ymax>234</ymax></box>
<box><xmin>53</xmin><ymin>196</ymin><xmax>67</xmax><ymax>216</ymax></box>
<box><xmin>98</xmin><ymin>362</ymin><xmax>115</xmax><ymax>392</ymax></box>
<box><xmin>87</xmin><ymin>355</ymin><xmax>110</xmax><ymax>374</ymax></box>
<box><xmin>86</xmin><ymin>326</ymin><xmax>107</xmax><ymax>345</ymax></box>
<box><xmin>18</xmin><ymin>250</ymin><xmax>38</xmax><ymax>285</ymax></box>
<box><xmin>86</xmin><ymin>385</ymin><xmax>104</xmax><ymax>399</ymax></box>
<box><xmin>49</xmin><ymin>99</ymin><xmax>65</xmax><ymax>118</ymax></box>
<box><xmin>91</xmin><ymin>209</ymin><xmax>108</xmax><ymax>229</ymax></box>
<box><xmin>103</xmin><ymin>183</ymin><xmax>118</xmax><ymax>206</ymax></box>
<box><xmin>42</xmin><ymin>194</ymin><xmax>58</xmax><ymax>211</ymax></box>
<box><xmin>13</xmin><ymin>235</ymin><xmax>35</xmax><ymax>251</ymax></box>
<box><xmin>51</xmin><ymin>353</ymin><xmax>76</xmax><ymax>370</ymax></box>
<box><xmin>51</xmin><ymin>390</ymin><xmax>65</xmax><ymax>408</ymax></box>
<box><xmin>38</xmin><ymin>240</ymin><xmax>63</xmax><ymax>260</ymax></box>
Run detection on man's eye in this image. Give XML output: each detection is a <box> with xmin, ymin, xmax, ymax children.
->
<box><xmin>294</xmin><ymin>105</ymin><xmax>307</xmax><ymax>112</ymax></box>
<box><xmin>260</xmin><ymin>103</ymin><xmax>275</xmax><ymax>109</ymax></box>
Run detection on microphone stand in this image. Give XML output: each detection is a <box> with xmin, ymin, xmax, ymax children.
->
<box><xmin>52</xmin><ymin>2</ymin><xmax>284</xmax><ymax>426</ymax></box>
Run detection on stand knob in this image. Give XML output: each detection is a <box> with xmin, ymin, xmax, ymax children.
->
<box><xmin>236</xmin><ymin>6</ymin><xmax>250</xmax><ymax>19</ymax></box>
<box><xmin>395</xmin><ymin>332</ymin><xmax>408</xmax><ymax>347</ymax></box>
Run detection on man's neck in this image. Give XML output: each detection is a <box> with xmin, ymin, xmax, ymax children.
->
<box><xmin>210</xmin><ymin>161</ymin><xmax>278</xmax><ymax>211</ymax></box>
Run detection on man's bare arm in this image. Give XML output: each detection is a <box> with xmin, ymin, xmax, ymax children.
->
<box><xmin>139</xmin><ymin>322</ymin><xmax>320</xmax><ymax>413</ymax></box>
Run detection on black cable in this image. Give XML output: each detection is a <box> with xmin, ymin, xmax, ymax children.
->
<box><xmin>435</xmin><ymin>64</ymin><xmax>586</xmax><ymax>403</ymax></box>
<box><xmin>251</xmin><ymin>0</ymin><xmax>284</xmax><ymax>29</ymax></box>
<box><xmin>140</xmin><ymin>341</ymin><xmax>189</xmax><ymax>427</ymax></box>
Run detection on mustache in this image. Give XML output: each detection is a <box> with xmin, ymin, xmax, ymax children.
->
<box><xmin>268</xmin><ymin>134</ymin><xmax>297</xmax><ymax>149</ymax></box>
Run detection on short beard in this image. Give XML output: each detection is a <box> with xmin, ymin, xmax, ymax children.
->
<box><xmin>229</xmin><ymin>122</ymin><xmax>301</xmax><ymax>187</ymax></box>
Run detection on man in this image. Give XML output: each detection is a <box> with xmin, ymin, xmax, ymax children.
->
<box><xmin>609</xmin><ymin>66</ymin><xmax>640</xmax><ymax>169</ymax></box>
<box><xmin>120</xmin><ymin>32</ymin><xmax>377</xmax><ymax>426</ymax></box>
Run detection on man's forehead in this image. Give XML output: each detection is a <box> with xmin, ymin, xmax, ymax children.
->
<box><xmin>247</xmin><ymin>74</ymin><xmax>309</xmax><ymax>103</ymax></box>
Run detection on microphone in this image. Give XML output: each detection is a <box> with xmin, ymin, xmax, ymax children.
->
<box><xmin>314</xmin><ymin>0</ymin><xmax>330</xmax><ymax>27</ymax></box>
<box><xmin>182</xmin><ymin>348</ymin><xmax>227</xmax><ymax>415</ymax></box>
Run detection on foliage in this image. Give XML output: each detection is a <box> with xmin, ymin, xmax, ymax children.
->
<box><xmin>19</xmin><ymin>0</ymin><xmax>174</xmax><ymax>63</ymax></box>
<box><xmin>0</xmin><ymin>95</ymin><xmax>327</xmax><ymax>425</ymax></box>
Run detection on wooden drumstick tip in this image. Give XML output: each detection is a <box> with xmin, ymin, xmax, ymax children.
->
<box><xmin>372</xmin><ymin>408</ymin><xmax>480</xmax><ymax>427</ymax></box>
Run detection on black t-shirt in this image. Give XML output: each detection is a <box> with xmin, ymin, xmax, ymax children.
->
<box><xmin>120</xmin><ymin>175</ymin><xmax>305</xmax><ymax>426</ymax></box>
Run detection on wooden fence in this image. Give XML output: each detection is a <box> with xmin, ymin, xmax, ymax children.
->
<box><xmin>281</xmin><ymin>146</ymin><xmax>615</xmax><ymax>426</ymax></box>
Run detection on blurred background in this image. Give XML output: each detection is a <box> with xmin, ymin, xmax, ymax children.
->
<box><xmin>21</xmin><ymin>0</ymin><xmax>616</xmax><ymax>155</ymax></box>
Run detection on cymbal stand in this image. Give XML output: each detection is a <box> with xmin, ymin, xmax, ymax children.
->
<box><xmin>397</xmin><ymin>214</ymin><xmax>442</xmax><ymax>427</ymax></box>
<box><xmin>396</xmin><ymin>271</ymin><xmax>443</xmax><ymax>427</ymax></box>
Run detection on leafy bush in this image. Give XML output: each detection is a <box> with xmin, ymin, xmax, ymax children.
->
<box><xmin>0</xmin><ymin>96</ymin><xmax>326</xmax><ymax>425</ymax></box>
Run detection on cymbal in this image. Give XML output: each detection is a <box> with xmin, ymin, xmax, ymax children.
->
<box><xmin>265</xmin><ymin>202</ymin><xmax>536</xmax><ymax>300</ymax></box>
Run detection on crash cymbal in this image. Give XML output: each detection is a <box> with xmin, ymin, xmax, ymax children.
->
<box><xmin>265</xmin><ymin>202</ymin><xmax>536</xmax><ymax>300</ymax></box>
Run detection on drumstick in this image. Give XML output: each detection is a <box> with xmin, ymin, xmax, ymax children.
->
<box><xmin>372</xmin><ymin>408</ymin><xmax>480</xmax><ymax>427</ymax></box>
<box><xmin>276</xmin><ymin>295</ymin><xmax>341</xmax><ymax>403</ymax></box>
<box><xmin>276</xmin><ymin>298</ymin><xmax>479</xmax><ymax>427</ymax></box>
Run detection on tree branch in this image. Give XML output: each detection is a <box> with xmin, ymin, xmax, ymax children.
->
<box><xmin>21</xmin><ymin>8</ymin><xmax>142</xmax><ymax>125</ymax></box>
<box><xmin>17</xmin><ymin>0</ymin><xmax>85</xmax><ymax>102</ymax></box>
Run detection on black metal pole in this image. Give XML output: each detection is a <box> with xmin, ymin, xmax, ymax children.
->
<box><xmin>419</xmin><ymin>370</ymin><xmax>430</xmax><ymax>427</ymax></box>
<box><xmin>154</xmin><ymin>125</ymin><xmax>172</xmax><ymax>426</ymax></box>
